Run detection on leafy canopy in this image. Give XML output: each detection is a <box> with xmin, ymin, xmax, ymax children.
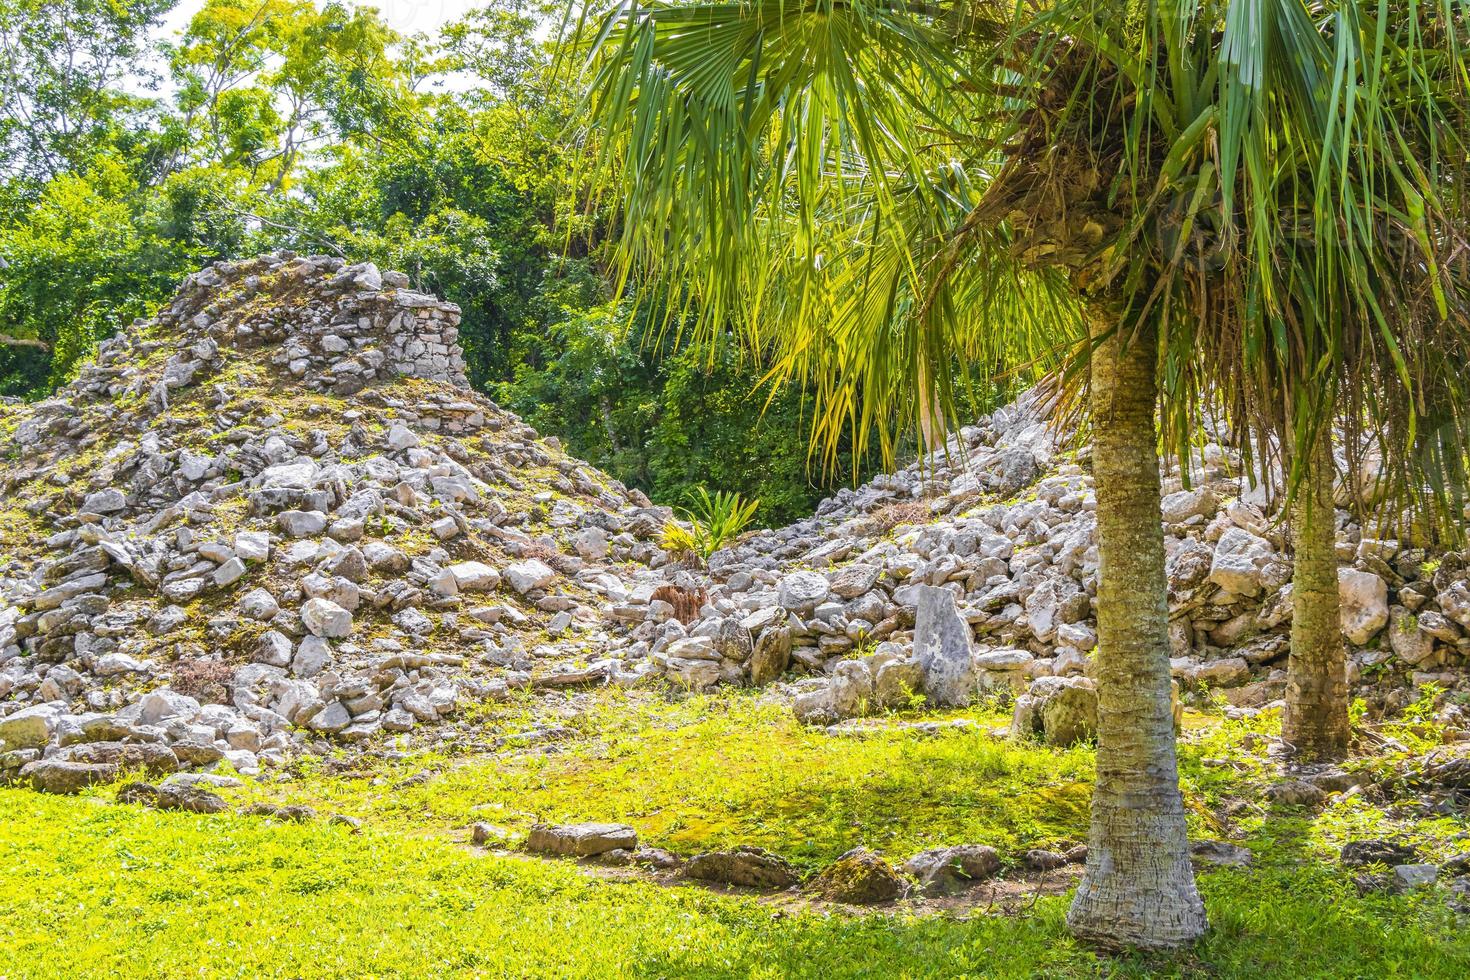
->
<box><xmin>572</xmin><ymin>0</ymin><xmax>1470</xmax><ymax>525</ymax></box>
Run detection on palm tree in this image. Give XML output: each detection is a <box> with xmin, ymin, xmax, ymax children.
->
<box><xmin>570</xmin><ymin>0</ymin><xmax>1470</xmax><ymax>947</ymax></box>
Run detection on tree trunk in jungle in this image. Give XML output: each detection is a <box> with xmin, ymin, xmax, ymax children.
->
<box><xmin>1282</xmin><ymin>427</ymin><xmax>1350</xmax><ymax>760</ymax></box>
<box><xmin>1066</xmin><ymin>308</ymin><xmax>1208</xmax><ymax>950</ymax></box>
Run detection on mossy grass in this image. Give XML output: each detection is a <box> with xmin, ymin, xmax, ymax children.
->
<box><xmin>3</xmin><ymin>687</ymin><xmax>1469</xmax><ymax>977</ymax></box>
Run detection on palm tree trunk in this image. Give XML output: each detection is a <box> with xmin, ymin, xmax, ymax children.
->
<box><xmin>1067</xmin><ymin>308</ymin><xmax>1207</xmax><ymax>950</ymax></box>
<box><xmin>1282</xmin><ymin>427</ymin><xmax>1349</xmax><ymax>760</ymax></box>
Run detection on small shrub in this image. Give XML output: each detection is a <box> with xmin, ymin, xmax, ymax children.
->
<box><xmin>660</xmin><ymin>488</ymin><xmax>759</xmax><ymax>562</ymax></box>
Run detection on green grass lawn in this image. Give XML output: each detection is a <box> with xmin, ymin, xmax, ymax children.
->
<box><xmin>231</xmin><ymin>693</ymin><xmax>1096</xmax><ymax>870</ymax></box>
<box><xmin>2</xmin><ymin>689</ymin><xmax>1468</xmax><ymax>978</ymax></box>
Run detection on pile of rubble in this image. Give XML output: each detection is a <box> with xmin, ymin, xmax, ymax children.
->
<box><xmin>670</xmin><ymin>393</ymin><xmax>1470</xmax><ymax>740</ymax></box>
<box><xmin>0</xmin><ymin>253</ymin><xmax>687</xmax><ymax>792</ymax></box>
<box><xmin>4</xmin><ymin>252</ymin><xmax>1469</xmax><ymax>795</ymax></box>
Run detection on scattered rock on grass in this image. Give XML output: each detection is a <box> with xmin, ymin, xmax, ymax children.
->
<box><xmin>1265</xmin><ymin>779</ymin><xmax>1326</xmax><ymax>807</ymax></box>
<box><xmin>1191</xmin><ymin>840</ymin><xmax>1253</xmax><ymax>867</ymax></box>
<box><xmin>117</xmin><ymin>782</ymin><xmax>227</xmax><ymax>814</ymax></box>
<box><xmin>1341</xmin><ymin>839</ymin><xmax>1420</xmax><ymax>867</ymax></box>
<box><xmin>1393</xmin><ymin>864</ymin><xmax>1439</xmax><ymax>891</ymax></box>
<box><xmin>1022</xmin><ymin>849</ymin><xmax>1068</xmax><ymax>871</ymax></box>
<box><xmin>21</xmin><ymin>759</ymin><xmax>116</xmax><ymax>795</ymax></box>
<box><xmin>243</xmin><ymin>802</ymin><xmax>318</xmax><ymax>823</ymax></box>
<box><xmin>903</xmin><ymin>845</ymin><xmax>1001</xmax><ymax>897</ymax></box>
<box><xmin>1011</xmin><ymin>676</ymin><xmax>1097</xmax><ymax>746</ymax></box>
<box><xmin>683</xmin><ymin>846</ymin><xmax>799</xmax><ymax>890</ymax></box>
<box><xmin>811</xmin><ymin>848</ymin><xmax>905</xmax><ymax>904</ymax></box>
<box><xmin>471</xmin><ymin>822</ymin><xmax>514</xmax><ymax>847</ymax></box>
<box><xmin>526</xmin><ymin>822</ymin><xmax>637</xmax><ymax>858</ymax></box>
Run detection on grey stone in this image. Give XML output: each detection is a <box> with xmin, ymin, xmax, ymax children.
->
<box><xmin>1183</xmin><ymin>656</ymin><xmax>1251</xmax><ymax>688</ymax></box>
<box><xmin>873</xmin><ymin>656</ymin><xmax>924</xmax><ymax>708</ymax></box>
<box><xmin>93</xmin><ymin>653</ymin><xmax>148</xmax><ymax>676</ymax></box>
<box><xmin>301</xmin><ymin>598</ymin><xmax>353</xmax><ymax>638</ymax></box>
<box><xmin>1339</xmin><ymin>568</ymin><xmax>1389</xmax><ymax>645</ymax></box>
<box><xmin>82</xmin><ymin>488</ymin><xmax>127</xmax><ymax>514</ymax></box>
<box><xmin>235</xmin><ymin>531</ymin><xmax>271</xmax><ymax>563</ymax></box>
<box><xmin>811</xmin><ymin>848</ymin><xmax>904</xmax><ymax>904</ymax></box>
<box><xmin>292</xmin><ymin>636</ymin><xmax>332</xmax><ymax>678</ymax></box>
<box><xmin>277</xmin><ymin>510</ymin><xmax>328</xmax><ymax>538</ymax></box>
<box><xmin>1192</xmin><ymin>840</ymin><xmax>1254</xmax><ymax>867</ymax></box>
<box><xmin>1208</xmin><ymin>528</ymin><xmax>1277</xmax><ymax>597</ymax></box>
<box><xmin>748</xmin><ymin>627</ymin><xmax>791</xmax><ymax>686</ymax></box>
<box><xmin>138</xmin><ymin>690</ymin><xmax>201</xmax><ymax>726</ymax></box>
<box><xmin>526</xmin><ymin>822</ymin><xmax>637</xmax><ymax>857</ymax></box>
<box><xmin>913</xmin><ymin>586</ymin><xmax>975</xmax><ymax>707</ymax></box>
<box><xmin>1439</xmin><ymin>580</ymin><xmax>1470</xmax><ymax>629</ymax></box>
<box><xmin>572</xmin><ymin>527</ymin><xmax>610</xmax><ymax>560</ymax></box>
<box><xmin>446</xmin><ymin>561</ymin><xmax>500</xmax><ymax>592</ymax></box>
<box><xmin>386</xmin><ymin>424</ymin><xmax>419</xmax><ymax>451</ymax></box>
<box><xmin>1265</xmin><ymin>779</ymin><xmax>1325</xmax><ymax>807</ymax></box>
<box><xmin>212</xmin><ymin>557</ymin><xmax>248</xmax><ymax>587</ymax></box>
<box><xmin>777</xmin><ymin>571</ymin><xmax>830</xmax><ymax>612</ymax></box>
<box><xmin>1011</xmin><ymin>675</ymin><xmax>1097</xmax><ymax>745</ymax></box>
<box><xmin>1393</xmin><ymin>863</ymin><xmax>1438</xmax><ymax>891</ymax></box>
<box><xmin>1341</xmin><ymin>839</ymin><xmax>1419</xmax><ymax>867</ymax></box>
<box><xmin>254</xmin><ymin>630</ymin><xmax>294</xmax><ymax>668</ymax></box>
<box><xmin>828</xmin><ymin>563</ymin><xmax>880</xmax><ymax>600</ymax></box>
<box><xmin>683</xmin><ymin>846</ymin><xmax>799</xmax><ymax>890</ymax></box>
<box><xmin>23</xmin><ymin>759</ymin><xmax>117</xmax><ymax>794</ymax></box>
<box><xmin>903</xmin><ymin>845</ymin><xmax>1001</xmax><ymax>896</ymax></box>
<box><xmin>504</xmin><ymin>559</ymin><xmax>556</xmax><ymax>595</ymax></box>
<box><xmin>239</xmin><ymin>588</ymin><xmax>279</xmax><ymax>621</ymax></box>
<box><xmin>829</xmin><ymin>659</ymin><xmax>873</xmax><ymax>719</ymax></box>
<box><xmin>1160</xmin><ymin>487</ymin><xmax>1217</xmax><ymax>524</ymax></box>
<box><xmin>363</xmin><ymin>542</ymin><xmax>409</xmax><ymax>573</ymax></box>
<box><xmin>1387</xmin><ymin>607</ymin><xmax>1437</xmax><ymax>666</ymax></box>
<box><xmin>307</xmin><ymin>701</ymin><xmax>352</xmax><ymax>733</ymax></box>
<box><xmin>0</xmin><ymin>706</ymin><xmax>56</xmax><ymax>749</ymax></box>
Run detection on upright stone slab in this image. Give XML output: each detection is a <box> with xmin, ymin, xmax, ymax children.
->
<box><xmin>913</xmin><ymin>586</ymin><xmax>976</xmax><ymax>707</ymax></box>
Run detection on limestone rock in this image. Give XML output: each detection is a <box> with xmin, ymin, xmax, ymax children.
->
<box><xmin>505</xmin><ymin>559</ymin><xmax>556</xmax><ymax>595</ymax></box>
<box><xmin>828</xmin><ymin>563</ymin><xmax>880</xmax><ymax>600</ymax></box>
<box><xmin>1011</xmin><ymin>676</ymin><xmax>1097</xmax><ymax>746</ymax></box>
<box><xmin>1338</xmin><ymin>568</ymin><xmax>1389</xmax><ymax>645</ymax></box>
<box><xmin>1161</xmin><ymin>487</ymin><xmax>1218</xmax><ymax>524</ymax></box>
<box><xmin>777</xmin><ymin>571</ymin><xmax>830</xmax><ymax>612</ymax></box>
<box><xmin>903</xmin><ymin>845</ymin><xmax>1001</xmax><ymax>896</ymax></box>
<box><xmin>526</xmin><ymin>822</ymin><xmax>637</xmax><ymax>857</ymax></box>
<box><xmin>1191</xmin><ymin>840</ymin><xmax>1254</xmax><ymax>868</ymax></box>
<box><xmin>683</xmin><ymin>846</ymin><xmax>799</xmax><ymax>890</ymax></box>
<box><xmin>0</xmin><ymin>706</ymin><xmax>56</xmax><ymax>749</ymax></box>
<box><xmin>22</xmin><ymin>759</ymin><xmax>117</xmax><ymax>794</ymax></box>
<box><xmin>445</xmin><ymin>561</ymin><xmax>500</xmax><ymax>592</ymax></box>
<box><xmin>301</xmin><ymin>598</ymin><xmax>353</xmax><ymax>638</ymax></box>
<box><xmin>1208</xmin><ymin>528</ymin><xmax>1278</xmax><ymax>597</ymax></box>
<box><xmin>748</xmin><ymin>626</ymin><xmax>791</xmax><ymax>686</ymax></box>
<box><xmin>913</xmin><ymin>586</ymin><xmax>975</xmax><ymax>707</ymax></box>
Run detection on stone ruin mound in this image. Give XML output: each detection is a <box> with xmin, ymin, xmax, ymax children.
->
<box><xmin>0</xmin><ymin>252</ymin><xmax>686</xmax><ymax>792</ymax></box>
<box><xmin>4</xmin><ymin>252</ymin><xmax>1470</xmax><ymax>794</ymax></box>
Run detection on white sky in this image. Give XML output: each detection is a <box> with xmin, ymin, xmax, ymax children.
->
<box><xmin>159</xmin><ymin>0</ymin><xmax>488</xmax><ymax>42</ymax></box>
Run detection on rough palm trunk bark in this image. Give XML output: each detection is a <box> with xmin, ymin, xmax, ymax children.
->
<box><xmin>1282</xmin><ymin>427</ymin><xmax>1349</xmax><ymax>760</ymax></box>
<box><xmin>1066</xmin><ymin>308</ymin><xmax>1207</xmax><ymax>949</ymax></box>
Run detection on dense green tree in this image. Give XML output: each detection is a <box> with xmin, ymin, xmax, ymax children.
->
<box><xmin>0</xmin><ymin>156</ymin><xmax>249</xmax><ymax>393</ymax></box>
<box><xmin>0</xmin><ymin>0</ymin><xmax>173</xmax><ymax>185</ymax></box>
<box><xmin>166</xmin><ymin>0</ymin><xmax>413</xmax><ymax>187</ymax></box>
<box><xmin>500</xmin><ymin>295</ymin><xmax>876</xmax><ymax>525</ymax></box>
